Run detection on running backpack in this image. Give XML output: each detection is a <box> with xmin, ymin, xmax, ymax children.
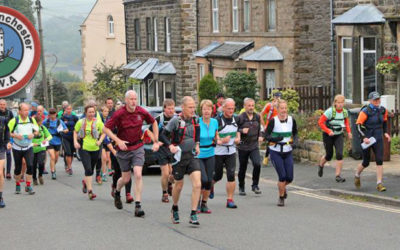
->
<box><xmin>171</xmin><ymin>115</ymin><xmax>200</xmax><ymax>146</ymax></box>
<box><xmin>11</xmin><ymin>116</ymin><xmax>34</xmax><ymax>133</ymax></box>
<box><xmin>44</xmin><ymin>119</ymin><xmax>61</xmax><ymax>136</ymax></box>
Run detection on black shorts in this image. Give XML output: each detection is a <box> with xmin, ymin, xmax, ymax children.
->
<box><xmin>156</xmin><ymin>146</ymin><xmax>174</xmax><ymax>166</ymax></box>
<box><xmin>172</xmin><ymin>152</ymin><xmax>200</xmax><ymax>181</ymax></box>
<box><xmin>47</xmin><ymin>144</ymin><xmax>61</xmax><ymax>152</ymax></box>
<box><xmin>103</xmin><ymin>144</ymin><xmax>110</xmax><ymax>152</ymax></box>
<box><xmin>62</xmin><ymin>138</ymin><xmax>75</xmax><ymax>156</ymax></box>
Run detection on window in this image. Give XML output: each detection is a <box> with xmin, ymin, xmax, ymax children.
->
<box><xmin>341</xmin><ymin>37</ymin><xmax>353</xmax><ymax>102</ymax></box>
<box><xmin>243</xmin><ymin>0</ymin><xmax>250</xmax><ymax>32</ymax></box>
<box><xmin>165</xmin><ymin>17</ymin><xmax>171</xmax><ymax>53</ymax></box>
<box><xmin>164</xmin><ymin>82</ymin><xmax>173</xmax><ymax>99</ymax></box>
<box><xmin>361</xmin><ymin>37</ymin><xmax>377</xmax><ymax>102</ymax></box>
<box><xmin>134</xmin><ymin>19</ymin><xmax>141</xmax><ymax>50</ymax></box>
<box><xmin>232</xmin><ymin>0</ymin><xmax>239</xmax><ymax>32</ymax></box>
<box><xmin>146</xmin><ymin>17</ymin><xmax>152</xmax><ymax>50</ymax></box>
<box><xmin>199</xmin><ymin>64</ymin><xmax>205</xmax><ymax>81</ymax></box>
<box><xmin>133</xmin><ymin>84</ymin><xmax>141</xmax><ymax>104</ymax></box>
<box><xmin>268</xmin><ymin>0</ymin><xmax>276</xmax><ymax>31</ymax></box>
<box><xmin>141</xmin><ymin>82</ymin><xmax>147</xmax><ymax>105</ymax></box>
<box><xmin>212</xmin><ymin>0</ymin><xmax>219</xmax><ymax>33</ymax></box>
<box><xmin>264</xmin><ymin>69</ymin><xmax>275</xmax><ymax>99</ymax></box>
<box><xmin>107</xmin><ymin>15</ymin><xmax>114</xmax><ymax>36</ymax></box>
<box><xmin>153</xmin><ymin>17</ymin><xmax>158</xmax><ymax>52</ymax></box>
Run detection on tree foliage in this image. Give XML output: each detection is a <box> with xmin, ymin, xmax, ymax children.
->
<box><xmin>34</xmin><ymin>79</ymin><xmax>69</xmax><ymax>108</ymax></box>
<box><xmin>198</xmin><ymin>73</ymin><xmax>220</xmax><ymax>103</ymax></box>
<box><xmin>223</xmin><ymin>71</ymin><xmax>259</xmax><ymax>110</ymax></box>
<box><xmin>1</xmin><ymin>0</ymin><xmax>36</xmax><ymax>25</ymax></box>
<box><xmin>91</xmin><ymin>62</ymin><xmax>132</xmax><ymax>103</ymax></box>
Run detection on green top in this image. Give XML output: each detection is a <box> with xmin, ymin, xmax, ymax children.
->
<box><xmin>57</xmin><ymin>110</ymin><xmax>77</xmax><ymax>119</ymax></box>
<box><xmin>33</xmin><ymin>125</ymin><xmax>52</xmax><ymax>153</ymax></box>
<box><xmin>74</xmin><ymin>119</ymin><xmax>104</xmax><ymax>151</ymax></box>
<box><xmin>271</xmin><ymin>131</ymin><xmax>293</xmax><ymax>138</ymax></box>
<box><xmin>324</xmin><ymin>107</ymin><xmax>347</xmax><ymax>135</ymax></box>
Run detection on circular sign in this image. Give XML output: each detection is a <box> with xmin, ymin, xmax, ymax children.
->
<box><xmin>0</xmin><ymin>6</ymin><xmax>41</xmax><ymax>97</ymax></box>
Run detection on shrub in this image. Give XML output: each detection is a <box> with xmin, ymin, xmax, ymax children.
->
<box><xmin>269</xmin><ymin>89</ymin><xmax>300</xmax><ymax>114</ymax></box>
<box><xmin>198</xmin><ymin>73</ymin><xmax>220</xmax><ymax>103</ymax></box>
<box><xmin>223</xmin><ymin>71</ymin><xmax>259</xmax><ymax>110</ymax></box>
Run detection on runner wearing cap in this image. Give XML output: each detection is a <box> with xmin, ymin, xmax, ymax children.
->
<box><xmin>260</xmin><ymin>92</ymin><xmax>281</xmax><ymax>166</ymax></box>
<box><xmin>354</xmin><ymin>91</ymin><xmax>391</xmax><ymax>192</ymax></box>
<box><xmin>212</xmin><ymin>93</ymin><xmax>225</xmax><ymax>118</ymax></box>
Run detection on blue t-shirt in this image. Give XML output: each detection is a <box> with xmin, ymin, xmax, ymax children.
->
<box><xmin>198</xmin><ymin>117</ymin><xmax>218</xmax><ymax>159</ymax></box>
<box><xmin>43</xmin><ymin>119</ymin><xmax>67</xmax><ymax>146</ymax></box>
<box><xmin>61</xmin><ymin>114</ymin><xmax>79</xmax><ymax>139</ymax></box>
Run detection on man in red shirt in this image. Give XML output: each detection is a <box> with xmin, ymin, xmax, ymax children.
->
<box><xmin>103</xmin><ymin>90</ymin><xmax>159</xmax><ymax>217</ymax></box>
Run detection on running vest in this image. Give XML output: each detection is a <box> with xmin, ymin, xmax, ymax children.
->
<box><xmin>269</xmin><ymin>116</ymin><xmax>294</xmax><ymax>153</ymax></box>
<box><xmin>77</xmin><ymin>118</ymin><xmax>100</xmax><ymax>140</ymax></box>
<box><xmin>157</xmin><ymin>113</ymin><xmax>176</xmax><ymax>130</ymax></box>
<box><xmin>44</xmin><ymin>118</ymin><xmax>61</xmax><ymax>136</ymax></box>
<box><xmin>171</xmin><ymin>115</ymin><xmax>200</xmax><ymax>146</ymax></box>
<box><xmin>326</xmin><ymin>107</ymin><xmax>348</xmax><ymax>135</ymax></box>
<box><xmin>11</xmin><ymin>116</ymin><xmax>36</xmax><ymax>148</ymax></box>
<box><xmin>215</xmin><ymin>116</ymin><xmax>238</xmax><ymax>155</ymax></box>
<box><xmin>362</xmin><ymin>105</ymin><xmax>385</xmax><ymax>130</ymax></box>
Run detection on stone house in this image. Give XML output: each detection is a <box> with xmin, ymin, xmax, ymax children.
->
<box><xmin>332</xmin><ymin>0</ymin><xmax>400</xmax><ymax>106</ymax></box>
<box><xmin>80</xmin><ymin>0</ymin><xmax>127</xmax><ymax>83</ymax></box>
<box><xmin>124</xmin><ymin>0</ymin><xmax>197</xmax><ymax>106</ymax></box>
<box><xmin>195</xmin><ymin>0</ymin><xmax>333</xmax><ymax>99</ymax></box>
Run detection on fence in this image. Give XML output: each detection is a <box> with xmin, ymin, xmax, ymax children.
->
<box><xmin>390</xmin><ymin>111</ymin><xmax>400</xmax><ymax>137</ymax></box>
<box><xmin>266</xmin><ymin>85</ymin><xmax>332</xmax><ymax>112</ymax></box>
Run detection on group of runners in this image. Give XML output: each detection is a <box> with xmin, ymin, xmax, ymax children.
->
<box><xmin>0</xmin><ymin>89</ymin><xmax>391</xmax><ymax>226</ymax></box>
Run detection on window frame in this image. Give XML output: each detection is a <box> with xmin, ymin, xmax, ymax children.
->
<box><xmin>146</xmin><ymin>17</ymin><xmax>152</xmax><ymax>50</ymax></box>
<box><xmin>153</xmin><ymin>17</ymin><xmax>158</xmax><ymax>52</ymax></box>
<box><xmin>360</xmin><ymin>37</ymin><xmax>377</xmax><ymax>103</ymax></box>
<box><xmin>212</xmin><ymin>0</ymin><xmax>219</xmax><ymax>33</ymax></box>
<box><xmin>267</xmin><ymin>0</ymin><xmax>276</xmax><ymax>31</ymax></box>
<box><xmin>341</xmin><ymin>37</ymin><xmax>353</xmax><ymax>103</ymax></box>
<box><xmin>232</xmin><ymin>0</ymin><xmax>239</xmax><ymax>32</ymax></box>
<box><xmin>243</xmin><ymin>0</ymin><xmax>250</xmax><ymax>32</ymax></box>
<box><xmin>134</xmin><ymin>18</ymin><xmax>141</xmax><ymax>50</ymax></box>
<box><xmin>107</xmin><ymin>15</ymin><xmax>114</xmax><ymax>36</ymax></box>
<box><xmin>165</xmin><ymin>17</ymin><xmax>171</xmax><ymax>53</ymax></box>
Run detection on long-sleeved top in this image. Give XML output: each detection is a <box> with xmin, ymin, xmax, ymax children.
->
<box><xmin>237</xmin><ymin>112</ymin><xmax>263</xmax><ymax>151</ymax></box>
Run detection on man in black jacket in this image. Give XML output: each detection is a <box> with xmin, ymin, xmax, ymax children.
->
<box><xmin>0</xmin><ymin>99</ymin><xmax>13</xmax><ymax>207</ymax></box>
<box><xmin>0</xmin><ymin>99</ymin><xmax>13</xmax><ymax>181</ymax></box>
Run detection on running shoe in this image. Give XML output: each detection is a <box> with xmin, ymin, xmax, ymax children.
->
<box><xmin>82</xmin><ymin>180</ymin><xmax>87</xmax><ymax>193</ymax></box>
<box><xmin>171</xmin><ymin>209</ymin><xmax>179</xmax><ymax>224</ymax></box>
<box><xmin>108</xmin><ymin>169</ymin><xmax>114</xmax><ymax>176</ymax></box>
<box><xmin>88</xmin><ymin>191</ymin><xmax>96</xmax><ymax>200</ymax></box>
<box><xmin>226</xmin><ymin>200</ymin><xmax>237</xmax><ymax>209</ymax></box>
<box><xmin>126</xmin><ymin>193</ymin><xmax>134</xmax><ymax>203</ymax></box>
<box><xmin>33</xmin><ymin>179</ymin><xmax>38</xmax><ymax>186</ymax></box>
<box><xmin>189</xmin><ymin>213</ymin><xmax>200</xmax><ymax>226</ymax></box>
<box><xmin>209</xmin><ymin>185</ymin><xmax>214</xmax><ymax>199</ymax></box>
<box><xmin>68</xmin><ymin>168</ymin><xmax>73</xmax><ymax>176</ymax></box>
<box><xmin>239</xmin><ymin>187</ymin><xmax>246</xmax><ymax>196</ymax></box>
<box><xmin>0</xmin><ymin>197</ymin><xmax>5</xmax><ymax>208</ymax></box>
<box><xmin>377</xmin><ymin>183</ymin><xmax>386</xmax><ymax>192</ymax></box>
<box><xmin>102</xmin><ymin>173</ymin><xmax>107</xmax><ymax>182</ymax></box>
<box><xmin>6</xmin><ymin>173</ymin><xmax>11</xmax><ymax>179</ymax></box>
<box><xmin>167</xmin><ymin>183</ymin><xmax>173</xmax><ymax>196</ymax></box>
<box><xmin>283</xmin><ymin>191</ymin><xmax>288</xmax><ymax>199</ymax></box>
<box><xmin>96</xmin><ymin>175</ymin><xmax>102</xmax><ymax>185</ymax></box>
<box><xmin>252</xmin><ymin>186</ymin><xmax>262</xmax><ymax>194</ymax></box>
<box><xmin>161</xmin><ymin>193</ymin><xmax>169</xmax><ymax>203</ymax></box>
<box><xmin>335</xmin><ymin>176</ymin><xmax>346</xmax><ymax>183</ymax></box>
<box><xmin>200</xmin><ymin>204</ymin><xmax>211</xmax><ymax>214</ymax></box>
<box><xmin>51</xmin><ymin>172</ymin><xmax>56</xmax><ymax>180</ymax></box>
<box><xmin>39</xmin><ymin>176</ymin><xmax>44</xmax><ymax>185</ymax></box>
<box><xmin>15</xmin><ymin>185</ymin><xmax>21</xmax><ymax>194</ymax></box>
<box><xmin>114</xmin><ymin>192</ymin><xmax>123</xmax><ymax>209</ymax></box>
<box><xmin>354</xmin><ymin>176</ymin><xmax>361</xmax><ymax>188</ymax></box>
<box><xmin>318</xmin><ymin>165</ymin><xmax>324</xmax><ymax>177</ymax></box>
<box><xmin>25</xmin><ymin>186</ymin><xmax>35</xmax><ymax>195</ymax></box>
<box><xmin>277</xmin><ymin>197</ymin><xmax>285</xmax><ymax>207</ymax></box>
<box><xmin>134</xmin><ymin>206</ymin><xmax>145</xmax><ymax>217</ymax></box>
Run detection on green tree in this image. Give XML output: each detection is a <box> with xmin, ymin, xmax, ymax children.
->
<box><xmin>91</xmin><ymin>62</ymin><xmax>132</xmax><ymax>103</ymax></box>
<box><xmin>67</xmin><ymin>82</ymin><xmax>90</xmax><ymax>108</ymax></box>
<box><xmin>223</xmin><ymin>71</ymin><xmax>259</xmax><ymax>110</ymax></box>
<box><xmin>1</xmin><ymin>0</ymin><xmax>36</xmax><ymax>25</ymax></box>
<box><xmin>198</xmin><ymin>73</ymin><xmax>220</xmax><ymax>103</ymax></box>
<box><xmin>34</xmin><ymin>79</ymin><xmax>69</xmax><ymax>108</ymax></box>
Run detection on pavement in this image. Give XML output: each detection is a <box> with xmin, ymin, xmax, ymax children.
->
<box><xmin>246</xmin><ymin>152</ymin><xmax>400</xmax><ymax>207</ymax></box>
<box><xmin>1</xmin><ymin>157</ymin><xmax>400</xmax><ymax>249</ymax></box>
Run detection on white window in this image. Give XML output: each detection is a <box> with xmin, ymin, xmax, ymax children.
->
<box><xmin>141</xmin><ymin>82</ymin><xmax>147</xmax><ymax>106</ymax></box>
<box><xmin>268</xmin><ymin>0</ymin><xmax>276</xmax><ymax>31</ymax></box>
<box><xmin>133</xmin><ymin>84</ymin><xmax>141</xmax><ymax>104</ymax></box>
<box><xmin>153</xmin><ymin>17</ymin><xmax>158</xmax><ymax>52</ymax></box>
<box><xmin>243</xmin><ymin>0</ymin><xmax>250</xmax><ymax>32</ymax></box>
<box><xmin>107</xmin><ymin>15</ymin><xmax>114</xmax><ymax>36</ymax></box>
<box><xmin>163</xmin><ymin>82</ymin><xmax>173</xmax><ymax>99</ymax></box>
<box><xmin>232</xmin><ymin>0</ymin><xmax>239</xmax><ymax>32</ymax></box>
<box><xmin>165</xmin><ymin>17</ymin><xmax>171</xmax><ymax>53</ymax></box>
<box><xmin>199</xmin><ymin>64</ymin><xmax>205</xmax><ymax>81</ymax></box>
<box><xmin>341</xmin><ymin>37</ymin><xmax>353</xmax><ymax>102</ymax></box>
<box><xmin>212</xmin><ymin>0</ymin><xmax>219</xmax><ymax>33</ymax></box>
<box><xmin>361</xmin><ymin>37</ymin><xmax>377</xmax><ymax>102</ymax></box>
<box><xmin>264</xmin><ymin>69</ymin><xmax>275</xmax><ymax>99</ymax></box>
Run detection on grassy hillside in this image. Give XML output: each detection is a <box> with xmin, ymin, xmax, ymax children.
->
<box><xmin>0</xmin><ymin>57</ymin><xmax>20</xmax><ymax>76</ymax></box>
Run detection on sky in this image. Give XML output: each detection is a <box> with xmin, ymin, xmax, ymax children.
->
<box><xmin>40</xmin><ymin>0</ymin><xmax>97</xmax><ymax>20</ymax></box>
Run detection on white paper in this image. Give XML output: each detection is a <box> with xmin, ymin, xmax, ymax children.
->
<box><xmin>361</xmin><ymin>137</ymin><xmax>376</xmax><ymax>150</ymax></box>
<box><xmin>41</xmin><ymin>141</ymin><xmax>49</xmax><ymax>147</ymax></box>
<box><xmin>57</xmin><ymin>123</ymin><xmax>64</xmax><ymax>133</ymax></box>
<box><xmin>173</xmin><ymin>146</ymin><xmax>182</xmax><ymax>163</ymax></box>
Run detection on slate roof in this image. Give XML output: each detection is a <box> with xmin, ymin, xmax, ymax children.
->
<box><xmin>123</xmin><ymin>59</ymin><xmax>143</xmax><ymax>70</ymax></box>
<box><xmin>152</xmin><ymin>62</ymin><xmax>176</xmax><ymax>75</ymax></box>
<box><xmin>332</xmin><ymin>4</ymin><xmax>385</xmax><ymax>24</ymax></box>
<box><xmin>194</xmin><ymin>41</ymin><xmax>254</xmax><ymax>59</ymax></box>
<box><xmin>243</xmin><ymin>46</ymin><xmax>284</xmax><ymax>62</ymax></box>
<box><xmin>130</xmin><ymin>58</ymin><xmax>158</xmax><ymax>80</ymax></box>
<box><xmin>193</xmin><ymin>41</ymin><xmax>222</xmax><ymax>57</ymax></box>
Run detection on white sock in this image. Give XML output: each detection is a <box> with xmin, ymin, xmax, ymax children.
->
<box><xmin>355</xmin><ymin>173</ymin><xmax>360</xmax><ymax>178</ymax></box>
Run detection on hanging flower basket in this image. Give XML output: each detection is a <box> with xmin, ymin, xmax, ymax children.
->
<box><xmin>376</xmin><ymin>56</ymin><xmax>400</xmax><ymax>75</ymax></box>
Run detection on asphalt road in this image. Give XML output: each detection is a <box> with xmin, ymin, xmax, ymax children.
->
<box><xmin>1</xmin><ymin>160</ymin><xmax>400</xmax><ymax>250</ymax></box>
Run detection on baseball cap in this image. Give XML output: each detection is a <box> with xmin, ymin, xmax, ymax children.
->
<box><xmin>273</xmin><ymin>92</ymin><xmax>282</xmax><ymax>98</ymax></box>
<box><xmin>368</xmin><ymin>91</ymin><xmax>380</xmax><ymax>100</ymax></box>
<box><xmin>31</xmin><ymin>101</ymin><xmax>38</xmax><ymax>107</ymax></box>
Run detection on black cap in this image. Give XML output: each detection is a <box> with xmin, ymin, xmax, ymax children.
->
<box><xmin>216</xmin><ymin>93</ymin><xmax>225</xmax><ymax>99</ymax></box>
<box><xmin>273</xmin><ymin>92</ymin><xmax>282</xmax><ymax>98</ymax></box>
<box><xmin>368</xmin><ymin>91</ymin><xmax>380</xmax><ymax>100</ymax></box>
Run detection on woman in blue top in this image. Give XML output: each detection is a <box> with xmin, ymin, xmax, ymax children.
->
<box><xmin>198</xmin><ymin>99</ymin><xmax>219</xmax><ymax>214</ymax></box>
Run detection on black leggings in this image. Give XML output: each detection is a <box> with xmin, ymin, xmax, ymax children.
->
<box><xmin>6</xmin><ymin>149</ymin><xmax>11</xmax><ymax>174</ymax></box>
<box><xmin>323</xmin><ymin>133</ymin><xmax>344</xmax><ymax>161</ymax></box>
<box><xmin>13</xmin><ymin>148</ymin><xmax>34</xmax><ymax>176</ymax></box>
<box><xmin>95</xmin><ymin>144</ymin><xmax>103</xmax><ymax>177</ymax></box>
<box><xmin>214</xmin><ymin>154</ymin><xmax>236</xmax><ymax>182</ymax></box>
<box><xmin>238</xmin><ymin>148</ymin><xmax>261</xmax><ymax>188</ymax></box>
<box><xmin>79</xmin><ymin>149</ymin><xmax>100</xmax><ymax>177</ymax></box>
<box><xmin>33</xmin><ymin>151</ymin><xmax>46</xmax><ymax>179</ymax></box>
<box><xmin>199</xmin><ymin>156</ymin><xmax>215</xmax><ymax>190</ymax></box>
<box><xmin>362</xmin><ymin>138</ymin><xmax>384</xmax><ymax>167</ymax></box>
<box><xmin>111</xmin><ymin>152</ymin><xmax>132</xmax><ymax>195</ymax></box>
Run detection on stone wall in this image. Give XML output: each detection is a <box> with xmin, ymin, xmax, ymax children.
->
<box><xmin>293</xmin><ymin>140</ymin><xmax>325</xmax><ymax>162</ymax></box>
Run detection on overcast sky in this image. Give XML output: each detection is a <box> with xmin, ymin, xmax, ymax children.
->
<box><xmin>40</xmin><ymin>0</ymin><xmax>97</xmax><ymax>19</ymax></box>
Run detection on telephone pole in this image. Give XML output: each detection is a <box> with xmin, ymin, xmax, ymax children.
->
<box><xmin>35</xmin><ymin>0</ymin><xmax>49</xmax><ymax>108</ymax></box>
